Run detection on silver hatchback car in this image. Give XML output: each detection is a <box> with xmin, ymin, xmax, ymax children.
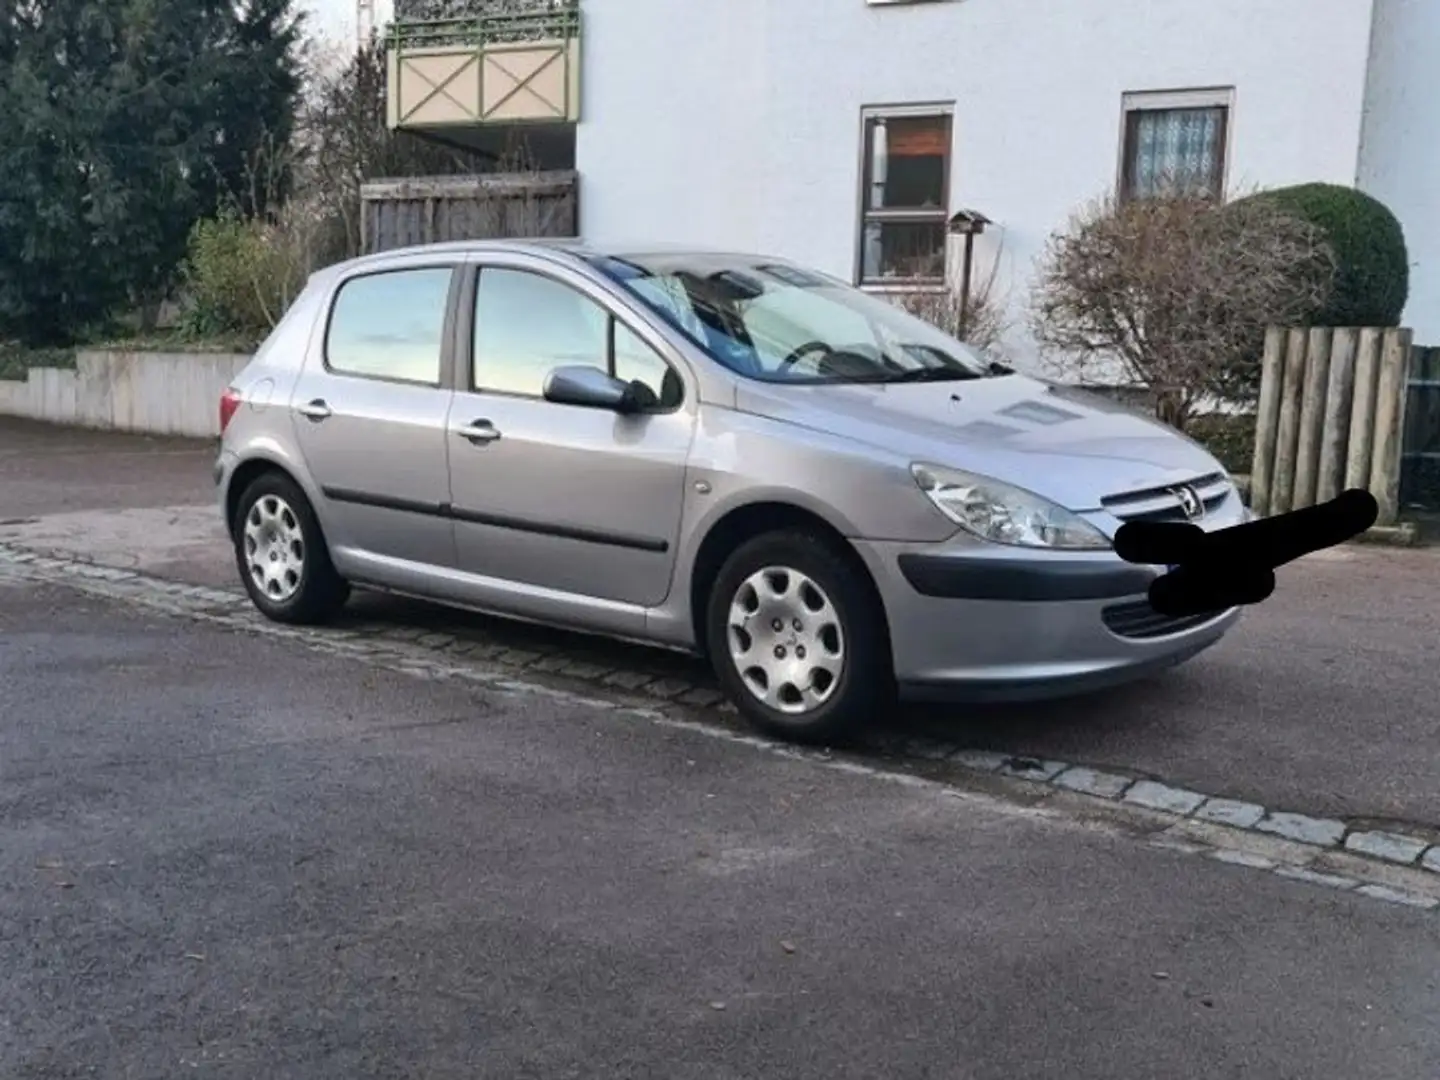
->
<box><xmin>215</xmin><ymin>239</ymin><xmax>1244</xmax><ymax>743</ymax></box>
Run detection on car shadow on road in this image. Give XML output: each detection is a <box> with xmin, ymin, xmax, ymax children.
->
<box><xmin>336</xmin><ymin>589</ymin><xmax>710</xmax><ymax>684</ymax></box>
<box><xmin>898</xmin><ymin>672</ymin><xmax>1197</xmax><ymax>753</ymax></box>
<box><xmin>334</xmin><ymin>588</ymin><xmax>1183</xmax><ymax>759</ymax></box>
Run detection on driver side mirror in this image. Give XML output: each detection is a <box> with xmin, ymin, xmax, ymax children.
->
<box><xmin>542</xmin><ymin>364</ymin><xmax>655</xmax><ymax>413</ymax></box>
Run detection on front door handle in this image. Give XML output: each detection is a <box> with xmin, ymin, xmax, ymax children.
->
<box><xmin>457</xmin><ymin>419</ymin><xmax>501</xmax><ymax>444</ymax></box>
<box><xmin>297</xmin><ymin>399</ymin><xmax>332</xmax><ymax>422</ymax></box>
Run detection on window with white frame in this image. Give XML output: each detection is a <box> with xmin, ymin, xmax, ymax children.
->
<box><xmin>857</xmin><ymin>105</ymin><xmax>953</xmax><ymax>286</ymax></box>
<box><xmin>1119</xmin><ymin>89</ymin><xmax>1233</xmax><ymax>202</ymax></box>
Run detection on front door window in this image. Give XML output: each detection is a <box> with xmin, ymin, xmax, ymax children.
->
<box><xmin>472</xmin><ymin>266</ymin><xmax>682</xmax><ymax>408</ymax></box>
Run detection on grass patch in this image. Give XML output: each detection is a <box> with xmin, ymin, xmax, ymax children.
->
<box><xmin>1189</xmin><ymin>411</ymin><xmax>1256</xmax><ymax>474</ymax></box>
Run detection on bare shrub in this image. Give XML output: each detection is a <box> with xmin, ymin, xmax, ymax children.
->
<box><xmin>299</xmin><ymin>35</ymin><xmax>497</xmax><ymax>259</ymax></box>
<box><xmin>249</xmin><ymin>194</ymin><xmax>336</xmax><ymax>328</ymax></box>
<box><xmin>182</xmin><ymin>198</ymin><xmax>331</xmax><ymax>339</ymax></box>
<box><xmin>180</xmin><ymin>130</ymin><xmax>343</xmax><ymax>339</ymax></box>
<box><xmin>1029</xmin><ymin>191</ymin><xmax>1335</xmax><ymax>431</ymax></box>
<box><xmin>894</xmin><ymin>239</ymin><xmax>1011</xmax><ymax>359</ymax></box>
<box><xmin>180</xmin><ymin>24</ymin><xmax>562</xmax><ymax>341</ymax></box>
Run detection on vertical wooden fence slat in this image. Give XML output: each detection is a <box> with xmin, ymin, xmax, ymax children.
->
<box><xmin>1315</xmin><ymin>327</ymin><xmax>1357</xmax><ymax>505</ymax></box>
<box><xmin>1250</xmin><ymin>326</ymin><xmax>1287</xmax><ymax>517</ymax></box>
<box><xmin>1370</xmin><ymin>328</ymin><xmax>1414</xmax><ymax>525</ymax></box>
<box><xmin>1292</xmin><ymin>326</ymin><xmax>1332</xmax><ymax>510</ymax></box>
<box><xmin>1344</xmin><ymin>328</ymin><xmax>1383</xmax><ymax>492</ymax></box>
<box><xmin>1252</xmin><ymin>323</ymin><xmax>1416</xmax><ymax>524</ymax></box>
<box><xmin>1270</xmin><ymin>328</ymin><xmax>1309</xmax><ymax>515</ymax></box>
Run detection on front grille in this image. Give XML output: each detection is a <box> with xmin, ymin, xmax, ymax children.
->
<box><xmin>1101</xmin><ymin>472</ymin><xmax>1233</xmax><ymax>524</ymax></box>
<box><xmin>1101</xmin><ymin>598</ymin><xmax>1227</xmax><ymax>640</ymax></box>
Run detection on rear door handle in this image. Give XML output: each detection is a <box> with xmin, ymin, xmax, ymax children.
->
<box><xmin>297</xmin><ymin>399</ymin><xmax>332</xmax><ymax>421</ymax></box>
<box><xmin>457</xmin><ymin>419</ymin><xmax>501</xmax><ymax>444</ymax></box>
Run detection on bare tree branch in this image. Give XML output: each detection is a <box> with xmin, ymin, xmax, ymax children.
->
<box><xmin>1029</xmin><ymin>189</ymin><xmax>1335</xmax><ymax>430</ymax></box>
<box><xmin>893</xmin><ymin>237</ymin><xmax>1013</xmax><ymax>359</ymax></box>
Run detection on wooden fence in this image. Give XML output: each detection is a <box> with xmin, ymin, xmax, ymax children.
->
<box><xmin>359</xmin><ymin>170</ymin><xmax>579</xmax><ymax>254</ymax></box>
<box><xmin>1250</xmin><ymin>326</ymin><xmax>1412</xmax><ymax>525</ymax></box>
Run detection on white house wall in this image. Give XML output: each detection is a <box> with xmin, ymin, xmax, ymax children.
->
<box><xmin>575</xmin><ymin>0</ymin><xmax>770</xmax><ymax>253</ymax></box>
<box><xmin>576</xmin><ymin>0</ymin><xmax>1377</xmax><ymax>374</ymax></box>
<box><xmin>1358</xmin><ymin>0</ymin><xmax>1440</xmax><ymax>345</ymax></box>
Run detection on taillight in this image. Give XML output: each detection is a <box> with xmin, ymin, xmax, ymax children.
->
<box><xmin>219</xmin><ymin>387</ymin><xmax>243</xmax><ymax>434</ymax></box>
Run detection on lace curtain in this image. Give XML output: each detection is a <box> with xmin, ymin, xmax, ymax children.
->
<box><xmin>1127</xmin><ymin>107</ymin><xmax>1225</xmax><ymax>199</ymax></box>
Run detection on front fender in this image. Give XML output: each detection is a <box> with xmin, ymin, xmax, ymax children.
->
<box><xmin>684</xmin><ymin>405</ymin><xmax>958</xmax><ymax>544</ymax></box>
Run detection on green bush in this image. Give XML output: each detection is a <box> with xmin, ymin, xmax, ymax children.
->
<box><xmin>181</xmin><ymin>213</ymin><xmax>278</xmax><ymax>338</ymax></box>
<box><xmin>1188</xmin><ymin>412</ymin><xmax>1256</xmax><ymax>475</ymax></box>
<box><xmin>1246</xmin><ymin>183</ymin><xmax>1409</xmax><ymax>327</ymax></box>
<box><xmin>181</xmin><ymin>206</ymin><xmax>327</xmax><ymax>340</ymax></box>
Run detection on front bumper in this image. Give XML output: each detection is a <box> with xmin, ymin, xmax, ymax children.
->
<box><xmin>854</xmin><ymin>498</ymin><xmax>1246</xmax><ymax>703</ymax></box>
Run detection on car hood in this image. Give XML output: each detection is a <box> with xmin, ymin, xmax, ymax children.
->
<box><xmin>735</xmin><ymin>374</ymin><xmax>1226</xmax><ymax>511</ymax></box>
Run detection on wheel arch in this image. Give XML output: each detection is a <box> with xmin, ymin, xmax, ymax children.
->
<box><xmin>226</xmin><ymin>455</ymin><xmax>308</xmax><ymax>537</ymax></box>
<box><xmin>687</xmin><ymin>499</ymin><xmax>892</xmax><ymax>661</ymax></box>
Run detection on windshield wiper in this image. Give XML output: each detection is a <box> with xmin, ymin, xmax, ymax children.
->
<box><xmin>883</xmin><ymin>366</ymin><xmax>979</xmax><ymax>383</ymax></box>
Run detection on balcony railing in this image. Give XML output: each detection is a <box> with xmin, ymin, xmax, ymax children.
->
<box><xmin>389</xmin><ymin>0</ymin><xmax>580</xmax><ymax>48</ymax></box>
<box><xmin>386</xmin><ymin>0</ymin><xmax>581</xmax><ymax>130</ymax></box>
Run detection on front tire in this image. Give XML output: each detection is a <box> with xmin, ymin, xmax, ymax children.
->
<box><xmin>232</xmin><ymin>471</ymin><xmax>350</xmax><ymax>625</ymax></box>
<box><xmin>705</xmin><ymin>529</ymin><xmax>893</xmax><ymax>745</ymax></box>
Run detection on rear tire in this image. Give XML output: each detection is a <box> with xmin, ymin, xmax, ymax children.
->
<box><xmin>705</xmin><ymin>528</ymin><xmax>893</xmax><ymax>746</ymax></box>
<box><xmin>232</xmin><ymin>471</ymin><xmax>350</xmax><ymax>625</ymax></box>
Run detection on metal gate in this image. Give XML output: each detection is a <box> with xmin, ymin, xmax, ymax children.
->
<box><xmin>1400</xmin><ymin>344</ymin><xmax>1440</xmax><ymax>511</ymax></box>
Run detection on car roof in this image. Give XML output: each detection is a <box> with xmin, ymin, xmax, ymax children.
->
<box><xmin>331</xmin><ymin>237</ymin><xmax>787</xmax><ymax>273</ymax></box>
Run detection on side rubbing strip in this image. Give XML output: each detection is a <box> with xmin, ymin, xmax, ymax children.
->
<box><xmin>322</xmin><ymin>487</ymin><xmax>669</xmax><ymax>553</ymax></box>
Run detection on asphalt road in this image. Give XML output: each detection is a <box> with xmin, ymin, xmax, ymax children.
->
<box><xmin>3</xmin><ymin>417</ymin><xmax>1439</xmax><ymax>831</ymax></box>
<box><xmin>0</xmin><ymin>417</ymin><xmax>214</xmax><ymax>518</ymax></box>
<box><xmin>4</xmin><ymin>578</ymin><xmax>1440</xmax><ymax>1079</ymax></box>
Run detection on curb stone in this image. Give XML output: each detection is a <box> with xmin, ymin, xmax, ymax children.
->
<box><xmin>1344</xmin><ymin>830</ymin><xmax>1428</xmax><ymax>865</ymax></box>
<box><xmin>1352</xmin><ymin>522</ymin><xmax>1421</xmax><ymax>548</ymax></box>
<box><xmin>5</xmin><ymin>542</ymin><xmax>1440</xmax><ymax>913</ymax></box>
<box><xmin>1253</xmin><ymin>812</ymin><xmax>1347</xmax><ymax>847</ymax></box>
<box><xmin>1124</xmin><ymin>781</ymin><xmax>1206</xmax><ymax>815</ymax></box>
<box><xmin>1053</xmin><ymin>766</ymin><xmax>1134</xmax><ymax>800</ymax></box>
<box><xmin>1195</xmin><ymin>798</ymin><xmax>1267</xmax><ymax>829</ymax></box>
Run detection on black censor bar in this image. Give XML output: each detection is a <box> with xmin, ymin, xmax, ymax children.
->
<box><xmin>1113</xmin><ymin>489</ymin><xmax>1380</xmax><ymax>618</ymax></box>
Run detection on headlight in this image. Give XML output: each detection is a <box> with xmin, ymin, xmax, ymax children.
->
<box><xmin>910</xmin><ymin>463</ymin><xmax>1111</xmax><ymax>550</ymax></box>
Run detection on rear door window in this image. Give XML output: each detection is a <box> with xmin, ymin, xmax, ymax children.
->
<box><xmin>325</xmin><ymin>267</ymin><xmax>455</xmax><ymax>384</ymax></box>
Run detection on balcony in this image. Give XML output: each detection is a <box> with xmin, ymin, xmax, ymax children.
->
<box><xmin>386</xmin><ymin>0</ymin><xmax>581</xmax><ymax>139</ymax></box>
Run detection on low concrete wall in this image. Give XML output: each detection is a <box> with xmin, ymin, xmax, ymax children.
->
<box><xmin>0</xmin><ymin>349</ymin><xmax>252</xmax><ymax>438</ymax></box>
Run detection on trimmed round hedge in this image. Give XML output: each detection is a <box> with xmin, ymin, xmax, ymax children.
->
<box><xmin>1245</xmin><ymin>183</ymin><xmax>1409</xmax><ymax>327</ymax></box>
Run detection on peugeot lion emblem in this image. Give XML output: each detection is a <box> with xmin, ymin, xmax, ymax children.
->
<box><xmin>1173</xmin><ymin>485</ymin><xmax>1204</xmax><ymax>521</ymax></box>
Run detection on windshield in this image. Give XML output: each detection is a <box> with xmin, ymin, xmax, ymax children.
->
<box><xmin>584</xmin><ymin>252</ymin><xmax>998</xmax><ymax>385</ymax></box>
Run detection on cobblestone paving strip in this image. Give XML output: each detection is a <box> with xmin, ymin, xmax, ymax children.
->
<box><xmin>5</xmin><ymin>539</ymin><xmax>1440</xmax><ymax>916</ymax></box>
